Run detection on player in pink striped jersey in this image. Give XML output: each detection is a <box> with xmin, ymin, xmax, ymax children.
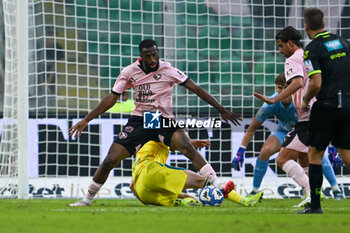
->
<box><xmin>68</xmin><ymin>39</ymin><xmax>241</xmax><ymax>206</ymax></box>
<box><xmin>254</xmin><ymin>26</ymin><xmax>317</xmax><ymax>207</ymax></box>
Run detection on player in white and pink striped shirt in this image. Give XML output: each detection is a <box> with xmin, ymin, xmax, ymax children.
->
<box><xmin>254</xmin><ymin>26</ymin><xmax>316</xmax><ymax>207</ymax></box>
<box><xmin>68</xmin><ymin>39</ymin><xmax>241</xmax><ymax>206</ymax></box>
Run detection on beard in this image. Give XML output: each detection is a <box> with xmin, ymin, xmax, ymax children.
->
<box><xmin>145</xmin><ymin>62</ymin><xmax>159</xmax><ymax>72</ymax></box>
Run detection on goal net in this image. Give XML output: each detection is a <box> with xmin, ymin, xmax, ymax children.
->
<box><xmin>1</xmin><ymin>0</ymin><xmax>349</xmax><ymax>199</ymax></box>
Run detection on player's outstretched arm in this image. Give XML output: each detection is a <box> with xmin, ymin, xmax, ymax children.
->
<box><xmin>182</xmin><ymin>78</ymin><xmax>242</xmax><ymax>125</ymax></box>
<box><xmin>254</xmin><ymin>77</ymin><xmax>303</xmax><ymax>104</ymax></box>
<box><xmin>69</xmin><ymin>93</ymin><xmax>120</xmax><ymax>137</ymax></box>
<box><xmin>241</xmin><ymin>118</ymin><xmax>261</xmax><ymax>146</ymax></box>
<box><xmin>232</xmin><ymin>118</ymin><xmax>262</xmax><ymax>171</ymax></box>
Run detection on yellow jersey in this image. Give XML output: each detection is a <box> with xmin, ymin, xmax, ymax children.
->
<box><xmin>132</xmin><ymin>140</ymin><xmax>169</xmax><ymax>181</ymax></box>
<box><xmin>131</xmin><ymin>140</ymin><xmax>187</xmax><ymax>206</ymax></box>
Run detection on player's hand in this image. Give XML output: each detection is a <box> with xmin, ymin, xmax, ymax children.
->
<box><xmin>302</xmin><ymin>98</ymin><xmax>310</xmax><ymax>111</ymax></box>
<box><xmin>253</xmin><ymin>92</ymin><xmax>275</xmax><ymax>105</ymax></box>
<box><xmin>191</xmin><ymin>139</ymin><xmax>211</xmax><ymax>149</ymax></box>
<box><xmin>231</xmin><ymin>146</ymin><xmax>246</xmax><ymax>171</ymax></box>
<box><xmin>301</xmin><ymin>101</ymin><xmax>310</xmax><ymax>111</ymax></box>
<box><xmin>219</xmin><ymin>109</ymin><xmax>242</xmax><ymax>126</ymax></box>
<box><xmin>328</xmin><ymin>146</ymin><xmax>343</xmax><ymax>172</ymax></box>
<box><xmin>68</xmin><ymin>119</ymin><xmax>89</xmax><ymax>138</ymax></box>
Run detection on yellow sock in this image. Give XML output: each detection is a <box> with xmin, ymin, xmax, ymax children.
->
<box><xmin>227</xmin><ymin>190</ymin><xmax>243</xmax><ymax>204</ymax></box>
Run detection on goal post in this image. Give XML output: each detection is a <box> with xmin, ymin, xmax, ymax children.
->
<box><xmin>0</xmin><ymin>0</ymin><xmax>30</xmax><ymax>199</ymax></box>
<box><xmin>1</xmin><ymin>0</ymin><xmax>350</xmax><ymax>199</ymax></box>
<box><xmin>16</xmin><ymin>0</ymin><xmax>29</xmax><ymax>199</ymax></box>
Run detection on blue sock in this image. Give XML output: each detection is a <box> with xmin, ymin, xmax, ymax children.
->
<box><xmin>253</xmin><ymin>158</ymin><xmax>269</xmax><ymax>190</ymax></box>
<box><xmin>322</xmin><ymin>154</ymin><xmax>337</xmax><ymax>187</ymax></box>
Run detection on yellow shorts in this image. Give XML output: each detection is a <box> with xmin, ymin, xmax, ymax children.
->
<box><xmin>134</xmin><ymin>162</ymin><xmax>187</xmax><ymax>206</ymax></box>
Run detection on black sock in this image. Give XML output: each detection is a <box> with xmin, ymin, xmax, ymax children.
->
<box><xmin>309</xmin><ymin>164</ymin><xmax>323</xmax><ymax>209</ymax></box>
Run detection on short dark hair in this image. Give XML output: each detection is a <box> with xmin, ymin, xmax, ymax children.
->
<box><xmin>275</xmin><ymin>72</ymin><xmax>286</xmax><ymax>85</ymax></box>
<box><xmin>139</xmin><ymin>39</ymin><xmax>158</xmax><ymax>53</ymax></box>
<box><xmin>275</xmin><ymin>26</ymin><xmax>303</xmax><ymax>47</ymax></box>
<box><xmin>304</xmin><ymin>7</ymin><xmax>324</xmax><ymax>31</ymax></box>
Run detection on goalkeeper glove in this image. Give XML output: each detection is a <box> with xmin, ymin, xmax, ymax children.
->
<box><xmin>231</xmin><ymin>146</ymin><xmax>246</xmax><ymax>171</ymax></box>
<box><xmin>328</xmin><ymin>145</ymin><xmax>343</xmax><ymax>172</ymax></box>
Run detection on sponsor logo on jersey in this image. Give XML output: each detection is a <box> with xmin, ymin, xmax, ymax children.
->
<box><xmin>330</xmin><ymin>52</ymin><xmax>347</xmax><ymax>60</ymax></box>
<box><xmin>304</xmin><ymin>60</ymin><xmax>314</xmax><ymax>74</ymax></box>
<box><xmin>323</xmin><ymin>39</ymin><xmax>343</xmax><ymax>52</ymax></box>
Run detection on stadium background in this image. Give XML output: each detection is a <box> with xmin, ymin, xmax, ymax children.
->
<box><xmin>0</xmin><ymin>0</ymin><xmax>350</xmax><ymax>199</ymax></box>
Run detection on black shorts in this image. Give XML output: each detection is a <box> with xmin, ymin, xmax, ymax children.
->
<box><xmin>308</xmin><ymin>101</ymin><xmax>350</xmax><ymax>150</ymax></box>
<box><xmin>114</xmin><ymin>116</ymin><xmax>181</xmax><ymax>155</ymax></box>
<box><xmin>282</xmin><ymin>121</ymin><xmax>309</xmax><ymax>152</ymax></box>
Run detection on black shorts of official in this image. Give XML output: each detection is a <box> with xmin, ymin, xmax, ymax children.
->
<box><xmin>308</xmin><ymin>101</ymin><xmax>350</xmax><ymax>151</ymax></box>
<box><xmin>282</xmin><ymin>121</ymin><xmax>309</xmax><ymax>148</ymax></box>
<box><xmin>114</xmin><ymin>116</ymin><xmax>181</xmax><ymax>155</ymax></box>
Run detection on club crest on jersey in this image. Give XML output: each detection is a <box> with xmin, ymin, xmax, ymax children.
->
<box><xmin>125</xmin><ymin>126</ymin><xmax>134</xmax><ymax>133</ymax></box>
<box><xmin>304</xmin><ymin>60</ymin><xmax>314</xmax><ymax>74</ymax></box>
<box><xmin>153</xmin><ymin>74</ymin><xmax>162</xmax><ymax>80</ymax></box>
<box><xmin>286</xmin><ymin>68</ymin><xmax>294</xmax><ymax>76</ymax></box>
<box><xmin>118</xmin><ymin>132</ymin><xmax>128</xmax><ymax>139</ymax></box>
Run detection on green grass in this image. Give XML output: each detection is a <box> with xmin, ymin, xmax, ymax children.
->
<box><xmin>0</xmin><ymin>198</ymin><xmax>349</xmax><ymax>233</ymax></box>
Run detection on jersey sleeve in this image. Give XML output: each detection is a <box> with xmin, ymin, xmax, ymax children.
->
<box><xmin>255</xmin><ymin>103</ymin><xmax>273</xmax><ymax>123</ymax></box>
<box><xmin>112</xmin><ymin>69</ymin><xmax>132</xmax><ymax>94</ymax></box>
<box><xmin>304</xmin><ymin>46</ymin><xmax>321</xmax><ymax>77</ymax></box>
<box><xmin>285</xmin><ymin>58</ymin><xmax>305</xmax><ymax>84</ymax></box>
<box><xmin>167</xmin><ymin>65</ymin><xmax>188</xmax><ymax>84</ymax></box>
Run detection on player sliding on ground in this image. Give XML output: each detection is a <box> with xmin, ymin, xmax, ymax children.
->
<box><xmin>130</xmin><ymin>139</ymin><xmax>263</xmax><ymax>207</ymax></box>
<box><xmin>232</xmin><ymin>73</ymin><xmax>344</xmax><ymax>200</ymax></box>
<box><xmin>68</xmin><ymin>39</ymin><xmax>241</xmax><ymax>206</ymax></box>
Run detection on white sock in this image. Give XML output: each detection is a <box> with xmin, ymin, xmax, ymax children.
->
<box><xmin>252</xmin><ymin>187</ymin><xmax>259</xmax><ymax>193</ymax></box>
<box><xmin>212</xmin><ymin>178</ymin><xmax>220</xmax><ymax>188</ymax></box>
<box><xmin>83</xmin><ymin>180</ymin><xmax>103</xmax><ymax>204</ymax></box>
<box><xmin>282</xmin><ymin>160</ymin><xmax>310</xmax><ymax>196</ymax></box>
<box><xmin>199</xmin><ymin>164</ymin><xmax>218</xmax><ymax>185</ymax></box>
<box><xmin>332</xmin><ymin>185</ymin><xmax>341</xmax><ymax>192</ymax></box>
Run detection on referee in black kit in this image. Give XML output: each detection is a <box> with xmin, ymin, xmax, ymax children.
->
<box><xmin>300</xmin><ymin>7</ymin><xmax>350</xmax><ymax>214</ymax></box>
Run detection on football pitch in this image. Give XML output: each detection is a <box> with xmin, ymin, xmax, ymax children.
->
<box><xmin>1</xmin><ymin>199</ymin><xmax>349</xmax><ymax>233</ymax></box>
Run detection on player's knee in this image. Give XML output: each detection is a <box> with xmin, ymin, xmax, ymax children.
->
<box><xmin>101</xmin><ymin>155</ymin><xmax>119</xmax><ymax>170</ymax></box>
<box><xmin>260</xmin><ymin>148</ymin><xmax>272</xmax><ymax>160</ymax></box>
<box><xmin>276</xmin><ymin>156</ymin><xmax>286</xmax><ymax>168</ymax></box>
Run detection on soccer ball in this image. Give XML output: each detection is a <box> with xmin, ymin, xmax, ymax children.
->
<box><xmin>199</xmin><ymin>186</ymin><xmax>224</xmax><ymax>206</ymax></box>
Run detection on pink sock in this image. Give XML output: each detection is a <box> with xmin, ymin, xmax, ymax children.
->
<box><xmin>85</xmin><ymin>180</ymin><xmax>103</xmax><ymax>200</ymax></box>
<box><xmin>199</xmin><ymin>164</ymin><xmax>218</xmax><ymax>186</ymax></box>
<box><xmin>282</xmin><ymin>160</ymin><xmax>310</xmax><ymax>196</ymax></box>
